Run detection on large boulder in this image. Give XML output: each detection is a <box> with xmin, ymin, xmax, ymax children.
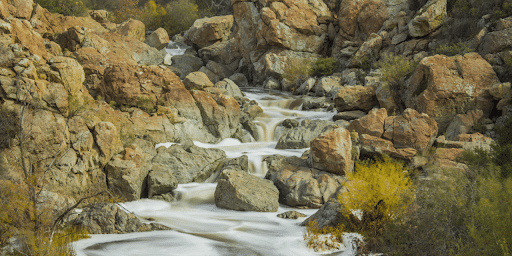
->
<box><xmin>214</xmin><ymin>169</ymin><xmax>279</xmax><ymax>212</ymax></box>
<box><xmin>252</xmin><ymin>48</ymin><xmax>321</xmax><ymax>83</ymax></box>
<box><xmin>214</xmin><ymin>78</ymin><xmax>244</xmax><ymax>98</ymax></box>
<box><xmin>403</xmin><ymin>53</ymin><xmax>499</xmax><ymax>132</ymax></box>
<box><xmin>1</xmin><ymin>0</ymin><xmax>34</xmax><ymax>19</ymax></box>
<box><xmin>145</xmin><ymin>28</ymin><xmax>169</xmax><ymax>50</ymax></box>
<box><xmin>408</xmin><ymin>0</ymin><xmax>447</xmax><ymax>37</ymax></box>
<box><xmin>312</xmin><ymin>76</ymin><xmax>342</xmax><ymax>98</ymax></box>
<box><xmin>184</xmin><ymin>15</ymin><xmax>234</xmax><ymax>49</ymax></box>
<box><xmin>198</xmin><ymin>39</ymin><xmax>241</xmax><ymax>65</ymax></box>
<box><xmin>264</xmin><ymin>156</ymin><xmax>346</xmax><ymax>208</ymax></box>
<box><xmin>147</xmin><ymin>168</ymin><xmax>178</xmax><ymax>200</ymax></box>
<box><xmin>191</xmin><ymin>90</ymin><xmax>241</xmax><ymax>140</ymax></box>
<box><xmin>308</xmin><ymin>127</ymin><xmax>353</xmax><ymax>175</ymax></box>
<box><xmin>115</xmin><ymin>19</ymin><xmax>146</xmax><ymax>41</ymax></box>
<box><xmin>301</xmin><ymin>187</ymin><xmax>347</xmax><ymax>229</ymax></box>
<box><xmin>347</xmin><ymin>108</ymin><xmax>388</xmax><ymax>138</ymax></box>
<box><xmin>151</xmin><ymin>144</ymin><xmax>226</xmax><ymax>184</ymax></box>
<box><xmin>69</xmin><ymin>203</ymin><xmax>169</xmax><ymax>234</ymax></box>
<box><xmin>335</xmin><ymin>85</ymin><xmax>378</xmax><ymax>112</ymax></box>
<box><xmin>383</xmin><ymin>108</ymin><xmax>438</xmax><ymax>153</ymax></box>
<box><xmin>10</xmin><ymin>18</ymin><xmax>49</xmax><ymax>58</ymax></box>
<box><xmin>478</xmin><ymin>17</ymin><xmax>512</xmax><ymax>54</ymax></box>
<box><xmin>105</xmin><ymin>145</ymin><xmax>153</xmax><ymax>201</ymax></box>
<box><xmin>276</xmin><ymin>120</ymin><xmax>338</xmax><ymax>149</ymax></box>
<box><xmin>48</xmin><ymin>57</ymin><xmax>86</xmax><ymax>97</ymax></box>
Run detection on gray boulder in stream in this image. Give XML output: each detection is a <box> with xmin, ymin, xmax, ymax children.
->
<box><xmin>68</xmin><ymin>203</ymin><xmax>169</xmax><ymax>234</ymax></box>
<box><xmin>275</xmin><ymin>120</ymin><xmax>339</xmax><ymax>149</ymax></box>
<box><xmin>264</xmin><ymin>155</ymin><xmax>346</xmax><ymax>209</ymax></box>
<box><xmin>214</xmin><ymin>170</ymin><xmax>279</xmax><ymax>212</ymax></box>
<box><xmin>151</xmin><ymin>144</ymin><xmax>226</xmax><ymax>184</ymax></box>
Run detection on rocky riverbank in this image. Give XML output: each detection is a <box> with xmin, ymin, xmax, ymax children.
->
<box><xmin>0</xmin><ymin>0</ymin><xmax>511</xmax><ymax>248</ymax></box>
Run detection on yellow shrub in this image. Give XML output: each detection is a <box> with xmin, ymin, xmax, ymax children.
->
<box><xmin>140</xmin><ymin>0</ymin><xmax>167</xmax><ymax>31</ymax></box>
<box><xmin>281</xmin><ymin>59</ymin><xmax>312</xmax><ymax>87</ymax></box>
<box><xmin>339</xmin><ymin>156</ymin><xmax>415</xmax><ymax>236</ymax></box>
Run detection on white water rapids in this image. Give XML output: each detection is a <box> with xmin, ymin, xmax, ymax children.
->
<box><xmin>73</xmin><ymin>89</ymin><xmax>360</xmax><ymax>256</ymax></box>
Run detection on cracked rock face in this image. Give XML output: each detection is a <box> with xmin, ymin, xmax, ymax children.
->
<box><xmin>403</xmin><ymin>53</ymin><xmax>499</xmax><ymax>132</ymax></box>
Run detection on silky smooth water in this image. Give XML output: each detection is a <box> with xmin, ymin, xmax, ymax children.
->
<box><xmin>73</xmin><ymin>89</ymin><xmax>359</xmax><ymax>256</ymax></box>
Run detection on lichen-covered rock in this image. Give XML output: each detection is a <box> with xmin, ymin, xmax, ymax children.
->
<box><xmin>184</xmin><ymin>15</ymin><xmax>234</xmax><ymax>49</ymax></box>
<box><xmin>94</xmin><ymin>122</ymin><xmax>123</xmax><ymax>166</ymax></box>
<box><xmin>383</xmin><ymin>108</ymin><xmax>438</xmax><ymax>154</ymax></box>
<box><xmin>69</xmin><ymin>203</ymin><xmax>169</xmax><ymax>234</ymax></box>
<box><xmin>265</xmin><ymin>156</ymin><xmax>346</xmax><ymax>208</ymax></box>
<box><xmin>276</xmin><ymin>120</ymin><xmax>338</xmax><ymax>149</ymax></box>
<box><xmin>335</xmin><ymin>85</ymin><xmax>378</xmax><ymax>112</ymax></box>
<box><xmin>183</xmin><ymin>71</ymin><xmax>214</xmax><ymax>90</ymax></box>
<box><xmin>359</xmin><ymin>134</ymin><xmax>417</xmax><ymax>161</ymax></box>
<box><xmin>115</xmin><ymin>19</ymin><xmax>145</xmax><ymax>41</ymax></box>
<box><xmin>215</xmin><ymin>170</ymin><xmax>279</xmax><ymax>212</ymax></box>
<box><xmin>408</xmin><ymin>0</ymin><xmax>447</xmax><ymax>37</ymax></box>
<box><xmin>346</xmin><ymin>108</ymin><xmax>388</xmax><ymax>138</ymax></box>
<box><xmin>445</xmin><ymin>110</ymin><xmax>484</xmax><ymax>140</ymax></box>
<box><xmin>403</xmin><ymin>53</ymin><xmax>499</xmax><ymax>132</ymax></box>
<box><xmin>145</xmin><ymin>28</ymin><xmax>169</xmax><ymax>50</ymax></box>
<box><xmin>308</xmin><ymin>127</ymin><xmax>353</xmax><ymax>175</ymax></box>
<box><xmin>151</xmin><ymin>144</ymin><xmax>226</xmax><ymax>184</ymax></box>
<box><xmin>147</xmin><ymin>168</ymin><xmax>178</xmax><ymax>199</ymax></box>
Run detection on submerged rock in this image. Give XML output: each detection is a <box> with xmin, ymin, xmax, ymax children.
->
<box><xmin>215</xmin><ymin>170</ymin><xmax>279</xmax><ymax>212</ymax></box>
<box><xmin>277</xmin><ymin>211</ymin><xmax>307</xmax><ymax>219</ymax></box>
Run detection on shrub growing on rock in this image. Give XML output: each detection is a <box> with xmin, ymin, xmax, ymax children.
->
<box><xmin>35</xmin><ymin>0</ymin><xmax>89</xmax><ymax>16</ymax></box>
<box><xmin>434</xmin><ymin>42</ymin><xmax>473</xmax><ymax>56</ymax></box>
<box><xmin>310</xmin><ymin>57</ymin><xmax>341</xmax><ymax>77</ymax></box>
<box><xmin>281</xmin><ymin>59</ymin><xmax>312</xmax><ymax>88</ymax></box>
<box><xmin>376</xmin><ymin>54</ymin><xmax>418</xmax><ymax>86</ymax></box>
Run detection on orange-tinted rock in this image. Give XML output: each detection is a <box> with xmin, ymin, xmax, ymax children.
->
<box><xmin>359</xmin><ymin>134</ymin><xmax>417</xmax><ymax>161</ymax></box>
<box><xmin>114</xmin><ymin>19</ymin><xmax>145</xmax><ymax>42</ymax></box>
<box><xmin>309</xmin><ymin>128</ymin><xmax>352</xmax><ymax>175</ymax></box>
<box><xmin>347</xmin><ymin>108</ymin><xmax>387</xmax><ymax>137</ymax></box>
<box><xmin>184</xmin><ymin>15</ymin><xmax>234</xmax><ymax>49</ymax></box>
<box><xmin>383</xmin><ymin>108</ymin><xmax>438</xmax><ymax>153</ymax></box>
<box><xmin>403</xmin><ymin>53</ymin><xmax>499</xmax><ymax>132</ymax></box>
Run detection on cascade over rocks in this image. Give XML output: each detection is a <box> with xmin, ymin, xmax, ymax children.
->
<box><xmin>215</xmin><ymin>169</ymin><xmax>279</xmax><ymax>212</ymax></box>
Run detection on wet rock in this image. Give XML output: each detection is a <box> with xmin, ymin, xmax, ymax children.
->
<box><xmin>69</xmin><ymin>203</ymin><xmax>170</xmax><ymax>234</ymax></box>
<box><xmin>147</xmin><ymin>169</ymin><xmax>178</xmax><ymax>199</ymax></box>
<box><xmin>263</xmin><ymin>76</ymin><xmax>281</xmax><ymax>90</ymax></box>
<box><xmin>276</xmin><ymin>120</ymin><xmax>338</xmax><ymax>149</ymax></box>
<box><xmin>229</xmin><ymin>73</ymin><xmax>249</xmax><ymax>88</ymax></box>
<box><xmin>294</xmin><ymin>78</ymin><xmax>316</xmax><ymax>95</ymax></box>
<box><xmin>218</xmin><ymin>156</ymin><xmax>249</xmax><ymax>173</ymax></box>
<box><xmin>277</xmin><ymin>211</ymin><xmax>307</xmax><ymax>219</ymax></box>
<box><xmin>151</xmin><ymin>144</ymin><xmax>226</xmax><ymax>184</ymax></box>
<box><xmin>301</xmin><ymin>96</ymin><xmax>333</xmax><ymax>110</ymax></box>
<box><xmin>308</xmin><ymin>127</ymin><xmax>353</xmax><ymax>175</ymax></box>
<box><xmin>215</xmin><ymin>170</ymin><xmax>279</xmax><ymax>212</ymax></box>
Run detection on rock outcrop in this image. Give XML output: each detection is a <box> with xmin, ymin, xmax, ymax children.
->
<box><xmin>403</xmin><ymin>53</ymin><xmax>499</xmax><ymax>132</ymax></box>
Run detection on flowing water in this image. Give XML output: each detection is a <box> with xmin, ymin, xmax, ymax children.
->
<box><xmin>72</xmin><ymin>89</ymin><xmax>359</xmax><ymax>255</ymax></box>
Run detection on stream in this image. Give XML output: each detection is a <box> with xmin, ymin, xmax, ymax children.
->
<box><xmin>73</xmin><ymin>44</ymin><xmax>355</xmax><ymax>255</ymax></box>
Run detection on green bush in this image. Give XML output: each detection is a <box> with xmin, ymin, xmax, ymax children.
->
<box><xmin>35</xmin><ymin>0</ymin><xmax>89</xmax><ymax>16</ymax></box>
<box><xmin>162</xmin><ymin>0</ymin><xmax>201</xmax><ymax>36</ymax></box>
<box><xmin>310</xmin><ymin>57</ymin><xmax>341</xmax><ymax>77</ymax></box>
<box><xmin>493</xmin><ymin>115</ymin><xmax>512</xmax><ymax>179</ymax></box>
<box><xmin>435</xmin><ymin>42</ymin><xmax>473</xmax><ymax>56</ymax></box>
<box><xmin>281</xmin><ymin>59</ymin><xmax>312</xmax><ymax>87</ymax></box>
<box><xmin>376</xmin><ymin>54</ymin><xmax>418</xmax><ymax>86</ymax></box>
